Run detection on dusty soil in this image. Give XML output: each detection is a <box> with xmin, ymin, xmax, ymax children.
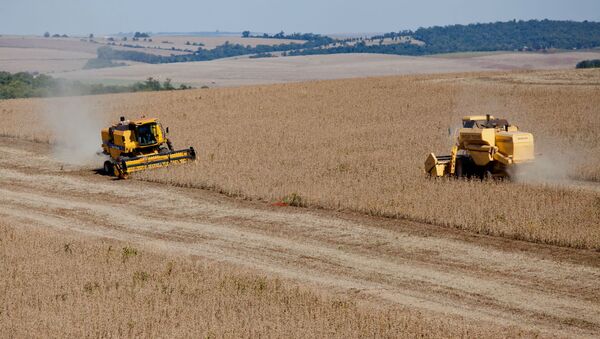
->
<box><xmin>1</xmin><ymin>136</ymin><xmax>599</xmax><ymax>337</ymax></box>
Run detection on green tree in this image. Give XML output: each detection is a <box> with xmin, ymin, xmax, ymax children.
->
<box><xmin>142</xmin><ymin>77</ymin><xmax>161</xmax><ymax>91</ymax></box>
<box><xmin>0</xmin><ymin>71</ymin><xmax>192</xmax><ymax>99</ymax></box>
<box><xmin>576</xmin><ymin>59</ymin><xmax>600</xmax><ymax>68</ymax></box>
<box><xmin>242</xmin><ymin>30</ymin><xmax>250</xmax><ymax>38</ymax></box>
<box><xmin>162</xmin><ymin>78</ymin><xmax>175</xmax><ymax>90</ymax></box>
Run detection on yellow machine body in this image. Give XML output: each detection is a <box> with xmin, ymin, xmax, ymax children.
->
<box><xmin>425</xmin><ymin>115</ymin><xmax>534</xmax><ymax>178</ymax></box>
<box><xmin>101</xmin><ymin>117</ymin><xmax>196</xmax><ymax>178</ymax></box>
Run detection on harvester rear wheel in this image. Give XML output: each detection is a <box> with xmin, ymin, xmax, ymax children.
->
<box><xmin>103</xmin><ymin>161</ymin><xmax>114</xmax><ymax>176</ymax></box>
<box><xmin>454</xmin><ymin>158</ymin><xmax>464</xmax><ymax>177</ymax></box>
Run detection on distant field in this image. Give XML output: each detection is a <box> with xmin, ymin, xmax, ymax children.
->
<box><xmin>0</xmin><ymin>35</ymin><xmax>305</xmax><ymax>73</ymax></box>
<box><xmin>0</xmin><ymin>35</ymin><xmax>300</xmax><ymax>54</ymax></box>
<box><xmin>3</xmin><ymin>34</ymin><xmax>599</xmax><ymax>82</ymax></box>
<box><xmin>0</xmin><ymin>47</ymin><xmax>94</xmax><ymax>73</ymax></box>
<box><xmin>56</xmin><ymin>51</ymin><xmax>600</xmax><ymax>87</ymax></box>
<box><xmin>0</xmin><ymin>35</ymin><xmax>174</xmax><ymax>73</ymax></box>
<box><xmin>0</xmin><ymin>35</ymin><xmax>101</xmax><ymax>54</ymax></box>
<box><xmin>105</xmin><ymin>35</ymin><xmax>305</xmax><ymax>51</ymax></box>
<box><xmin>0</xmin><ymin>35</ymin><xmax>185</xmax><ymax>57</ymax></box>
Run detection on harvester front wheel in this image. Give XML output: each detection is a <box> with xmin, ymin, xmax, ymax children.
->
<box><xmin>103</xmin><ymin>161</ymin><xmax>114</xmax><ymax>176</ymax></box>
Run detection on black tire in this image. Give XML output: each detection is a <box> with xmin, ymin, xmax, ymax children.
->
<box><xmin>103</xmin><ymin>161</ymin><xmax>114</xmax><ymax>176</ymax></box>
<box><xmin>481</xmin><ymin>168</ymin><xmax>493</xmax><ymax>181</ymax></box>
<box><xmin>454</xmin><ymin>158</ymin><xmax>464</xmax><ymax>178</ymax></box>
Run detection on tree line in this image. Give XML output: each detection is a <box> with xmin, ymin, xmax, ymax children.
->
<box><xmin>243</xmin><ymin>31</ymin><xmax>333</xmax><ymax>42</ymax></box>
<box><xmin>0</xmin><ymin>72</ymin><xmax>192</xmax><ymax>100</ymax></box>
<box><xmin>412</xmin><ymin>19</ymin><xmax>600</xmax><ymax>52</ymax></box>
<box><xmin>93</xmin><ymin>20</ymin><xmax>600</xmax><ymax>64</ymax></box>
<box><xmin>93</xmin><ymin>33</ymin><xmax>334</xmax><ymax>64</ymax></box>
<box><xmin>576</xmin><ymin>59</ymin><xmax>600</xmax><ymax>68</ymax></box>
<box><xmin>290</xmin><ymin>20</ymin><xmax>600</xmax><ymax>57</ymax></box>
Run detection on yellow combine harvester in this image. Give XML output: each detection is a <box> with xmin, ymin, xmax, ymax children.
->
<box><xmin>101</xmin><ymin>116</ymin><xmax>196</xmax><ymax>178</ymax></box>
<box><xmin>425</xmin><ymin>115</ymin><xmax>534</xmax><ymax>178</ymax></box>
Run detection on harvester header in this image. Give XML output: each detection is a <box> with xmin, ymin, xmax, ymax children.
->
<box><xmin>101</xmin><ymin>116</ymin><xmax>196</xmax><ymax>178</ymax></box>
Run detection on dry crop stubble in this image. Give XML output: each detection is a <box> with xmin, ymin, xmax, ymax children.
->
<box><xmin>1</xmin><ymin>222</ymin><xmax>531</xmax><ymax>338</ymax></box>
<box><xmin>1</xmin><ymin>70</ymin><xmax>599</xmax><ymax>249</ymax></box>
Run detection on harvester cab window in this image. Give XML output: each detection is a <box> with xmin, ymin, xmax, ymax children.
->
<box><xmin>463</xmin><ymin>120</ymin><xmax>476</xmax><ymax>128</ymax></box>
<box><xmin>137</xmin><ymin>123</ymin><xmax>157</xmax><ymax>146</ymax></box>
<box><xmin>478</xmin><ymin>119</ymin><xmax>509</xmax><ymax>129</ymax></box>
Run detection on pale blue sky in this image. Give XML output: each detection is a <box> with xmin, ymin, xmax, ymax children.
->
<box><xmin>1</xmin><ymin>0</ymin><xmax>599</xmax><ymax>35</ymax></box>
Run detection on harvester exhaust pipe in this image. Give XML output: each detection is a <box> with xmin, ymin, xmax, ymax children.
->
<box><xmin>486</xmin><ymin>114</ymin><xmax>490</xmax><ymax>122</ymax></box>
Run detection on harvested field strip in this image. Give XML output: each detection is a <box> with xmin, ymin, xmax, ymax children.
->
<box><xmin>0</xmin><ymin>217</ymin><xmax>527</xmax><ymax>338</ymax></box>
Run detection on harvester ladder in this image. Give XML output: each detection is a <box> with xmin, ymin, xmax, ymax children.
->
<box><xmin>449</xmin><ymin>145</ymin><xmax>458</xmax><ymax>175</ymax></box>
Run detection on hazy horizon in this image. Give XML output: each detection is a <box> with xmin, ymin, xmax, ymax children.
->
<box><xmin>1</xmin><ymin>0</ymin><xmax>599</xmax><ymax>36</ymax></box>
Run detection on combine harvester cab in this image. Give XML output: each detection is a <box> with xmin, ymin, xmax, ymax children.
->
<box><xmin>425</xmin><ymin>115</ymin><xmax>534</xmax><ymax>179</ymax></box>
<box><xmin>101</xmin><ymin>116</ymin><xmax>196</xmax><ymax>178</ymax></box>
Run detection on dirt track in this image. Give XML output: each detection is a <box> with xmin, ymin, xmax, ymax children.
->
<box><xmin>1</xmin><ymin>137</ymin><xmax>599</xmax><ymax>337</ymax></box>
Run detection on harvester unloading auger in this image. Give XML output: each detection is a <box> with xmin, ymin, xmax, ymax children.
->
<box><xmin>101</xmin><ymin>116</ymin><xmax>196</xmax><ymax>178</ymax></box>
<box><xmin>425</xmin><ymin>115</ymin><xmax>535</xmax><ymax>179</ymax></box>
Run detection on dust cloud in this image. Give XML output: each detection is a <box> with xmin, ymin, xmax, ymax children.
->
<box><xmin>511</xmin><ymin>139</ymin><xmax>597</xmax><ymax>190</ymax></box>
<box><xmin>42</xmin><ymin>96</ymin><xmax>108</xmax><ymax>167</ymax></box>
<box><xmin>512</xmin><ymin>149</ymin><xmax>570</xmax><ymax>183</ymax></box>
